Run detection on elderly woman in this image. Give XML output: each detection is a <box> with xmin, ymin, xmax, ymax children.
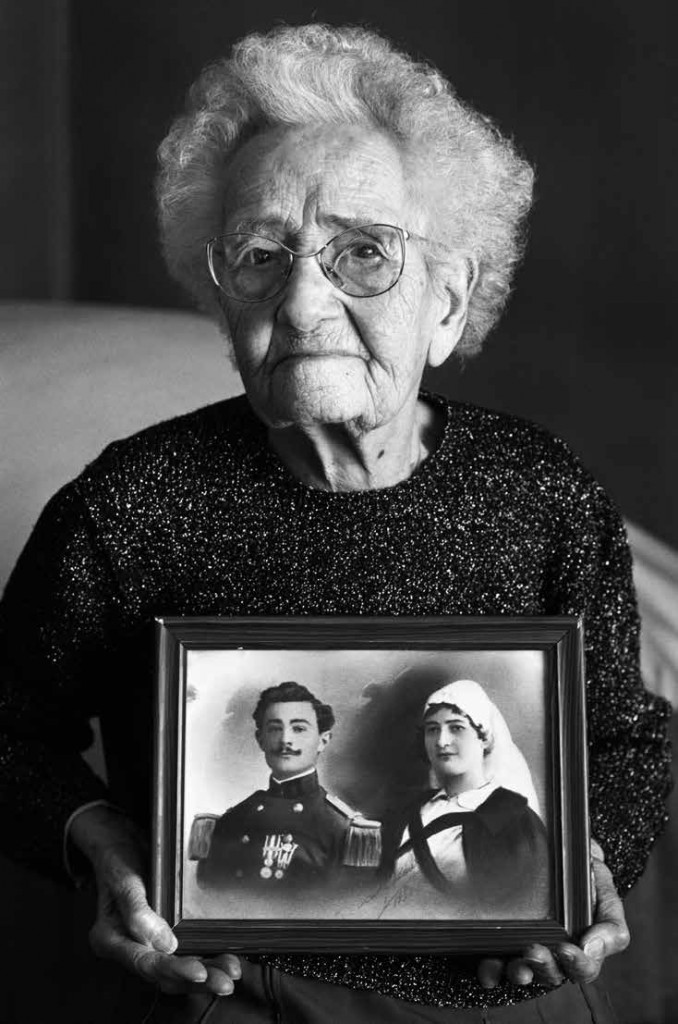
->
<box><xmin>380</xmin><ymin>680</ymin><xmax>550</xmax><ymax>918</ymax></box>
<box><xmin>0</xmin><ymin>22</ymin><xmax>671</xmax><ymax>1024</ymax></box>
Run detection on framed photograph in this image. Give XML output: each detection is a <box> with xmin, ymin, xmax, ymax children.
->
<box><xmin>152</xmin><ymin>616</ymin><xmax>591</xmax><ymax>954</ymax></box>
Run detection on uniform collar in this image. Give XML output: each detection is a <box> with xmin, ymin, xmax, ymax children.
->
<box><xmin>268</xmin><ymin>769</ymin><xmax>320</xmax><ymax>799</ymax></box>
<box><xmin>430</xmin><ymin>778</ymin><xmax>499</xmax><ymax>810</ymax></box>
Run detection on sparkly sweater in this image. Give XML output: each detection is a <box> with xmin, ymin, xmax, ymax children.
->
<box><xmin>0</xmin><ymin>392</ymin><xmax>671</xmax><ymax>1009</ymax></box>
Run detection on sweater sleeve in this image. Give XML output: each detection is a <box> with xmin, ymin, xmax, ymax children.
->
<box><xmin>0</xmin><ymin>481</ymin><xmax>129</xmax><ymax>883</ymax></box>
<box><xmin>548</xmin><ymin>464</ymin><xmax>672</xmax><ymax>894</ymax></box>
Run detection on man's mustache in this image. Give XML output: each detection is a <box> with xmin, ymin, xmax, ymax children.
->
<box><xmin>273</xmin><ymin>745</ymin><xmax>302</xmax><ymax>755</ymax></box>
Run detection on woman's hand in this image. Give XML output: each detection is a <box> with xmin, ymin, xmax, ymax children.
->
<box><xmin>70</xmin><ymin>805</ymin><xmax>242</xmax><ymax>995</ymax></box>
<box><xmin>477</xmin><ymin>839</ymin><xmax>630</xmax><ymax>990</ymax></box>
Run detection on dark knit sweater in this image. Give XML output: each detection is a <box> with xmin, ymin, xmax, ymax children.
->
<box><xmin>0</xmin><ymin>392</ymin><xmax>671</xmax><ymax>1008</ymax></box>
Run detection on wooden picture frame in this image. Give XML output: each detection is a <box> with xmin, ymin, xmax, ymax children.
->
<box><xmin>152</xmin><ymin>616</ymin><xmax>591</xmax><ymax>954</ymax></box>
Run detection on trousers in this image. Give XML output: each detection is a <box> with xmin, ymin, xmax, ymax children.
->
<box><xmin>143</xmin><ymin>960</ymin><xmax>619</xmax><ymax>1024</ymax></box>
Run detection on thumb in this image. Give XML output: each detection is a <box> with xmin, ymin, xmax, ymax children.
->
<box><xmin>585</xmin><ymin>859</ymin><xmax>630</xmax><ymax>959</ymax></box>
<box><xmin>112</xmin><ymin>872</ymin><xmax>178</xmax><ymax>953</ymax></box>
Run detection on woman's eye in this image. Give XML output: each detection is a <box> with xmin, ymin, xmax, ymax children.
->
<box><xmin>350</xmin><ymin>242</ymin><xmax>385</xmax><ymax>260</ymax></box>
<box><xmin>242</xmin><ymin>248</ymin><xmax>275</xmax><ymax>267</ymax></box>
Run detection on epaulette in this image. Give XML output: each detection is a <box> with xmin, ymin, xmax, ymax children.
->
<box><xmin>324</xmin><ymin>791</ymin><xmax>360</xmax><ymax>819</ymax></box>
<box><xmin>325</xmin><ymin>793</ymin><xmax>382</xmax><ymax>868</ymax></box>
<box><xmin>187</xmin><ymin>812</ymin><xmax>220</xmax><ymax>860</ymax></box>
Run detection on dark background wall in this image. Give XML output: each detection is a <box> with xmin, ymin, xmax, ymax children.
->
<box><xmin>0</xmin><ymin>2</ymin><xmax>71</xmax><ymax>297</ymax></box>
<box><xmin>3</xmin><ymin>0</ymin><xmax>676</xmax><ymax>548</ymax></box>
<box><xmin>0</xmin><ymin>4</ymin><xmax>676</xmax><ymax>1022</ymax></box>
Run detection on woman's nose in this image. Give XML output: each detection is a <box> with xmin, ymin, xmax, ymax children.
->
<box><xmin>276</xmin><ymin>254</ymin><xmax>339</xmax><ymax>330</ymax></box>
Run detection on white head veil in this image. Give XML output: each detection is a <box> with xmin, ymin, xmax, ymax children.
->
<box><xmin>422</xmin><ymin>679</ymin><xmax>541</xmax><ymax>817</ymax></box>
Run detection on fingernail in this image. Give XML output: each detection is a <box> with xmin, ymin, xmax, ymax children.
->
<box><xmin>558</xmin><ymin>949</ymin><xmax>575</xmax><ymax>963</ymax></box>
<box><xmin>523</xmin><ymin>956</ymin><xmax>544</xmax><ymax>967</ymax></box>
<box><xmin>193</xmin><ymin>966</ymin><xmax>208</xmax><ymax>983</ymax></box>
<box><xmin>584</xmin><ymin>938</ymin><xmax>604</xmax><ymax>959</ymax></box>
<box><xmin>156</xmin><ymin>935</ymin><xmax>177</xmax><ymax>954</ymax></box>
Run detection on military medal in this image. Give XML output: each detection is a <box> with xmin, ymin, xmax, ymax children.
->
<box><xmin>260</xmin><ymin>833</ymin><xmax>299</xmax><ymax>879</ymax></box>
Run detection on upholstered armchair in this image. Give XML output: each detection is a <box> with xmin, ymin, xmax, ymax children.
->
<box><xmin>0</xmin><ymin>302</ymin><xmax>675</xmax><ymax>1023</ymax></box>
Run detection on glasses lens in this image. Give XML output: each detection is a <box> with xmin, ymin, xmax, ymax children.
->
<box><xmin>323</xmin><ymin>225</ymin><xmax>404</xmax><ymax>297</ymax></box>
<box><xmin>209</xmin><ymin>234</ymin><xmax>290</xmax><ymax>301</ymax></box>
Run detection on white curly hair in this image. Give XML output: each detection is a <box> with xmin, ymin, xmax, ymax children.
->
<box><xmin>156</xmin><ymin>23</ymin><xmax>534</xmax><ymax>356</ymax></box>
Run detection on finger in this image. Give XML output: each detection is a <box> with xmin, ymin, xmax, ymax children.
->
<box><xmin>203</xmin><ymin>953</ymin><xmax>242</xmax><ymax>980</ymax></box>
<box><xmin>557</xmin><ymin>857</ymin><xmax>630</xmax><ymax>983</ymax></box>
<box><xmin>202</xmin><ymin>965</ymin><xmax>236</xmax><ymax>996</ymax></box>
<box><xmin>558</xmin><ymin>923</ymin><xmax>629</xmax><ymax>984</ymax></box>
<box><xmin>157</xmin><ymin>969</ymin><xmax>240</xmax><ymax>998</ymax></box>
<box><xmin>505</xmin><ymin>959</ymin><xmax>534</xmax><ymax>987</ymax></box>
<box><xmin>133</xmin><ymin>948</ymin><xmax>207</xmax><ymax>985</ymax></box>
<box><xmin>105</xmin><ymin>873</ymin><xmax>178</xmax><ymax>953</ymax></box>
<box><xmin>556</xmin><ymin>921</ymin><xmax>629</xmax><ymax>984</ymax></box>
<box><xmin>90</xmin><ymin>919</ymin><xmax>207</xmax><ymax>985</ymax></box>
<box><xmin>521</xmin><ymin>945</ymin><xmax>565</xmax><ymax>988</ymax></box>
<box><xmin>555</xmin><ymin>942</ymin><xmax>602</xmax><ymax>984</ymax></box>
<box><xmin>591</xmin><ymin>859</ymin><xmax>630</xmax><ymax>950</ymax></box>
<box><xmin>477</xmin><ymin>958</ymin><xmax>504</xmax><ymax>989</ymax></box>
<box><xmin>148</xmin><ymin>954</ymin><xmax>210</xmax><ymax>987</ymax></box>
<box><xmin>162</xmin><ymin>954</ymin><xmax>243</xmax><ymax>996</ymax></box>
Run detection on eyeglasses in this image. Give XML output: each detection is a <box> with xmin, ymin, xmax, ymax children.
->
<box><xmin>206</xmin><ymin>223</ymin><xmax>409</xmax><ymax>302</ymax></box>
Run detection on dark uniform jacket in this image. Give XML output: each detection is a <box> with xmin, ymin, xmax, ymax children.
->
<box><xmin>381</xmin><ymin>786</ymin><xmax>551</xmax><ymax>914</ymax></box>
<box><xmin>192</xmin><ymin>771</ymin><xmax>381</xmax><ymax>890</ymax></box>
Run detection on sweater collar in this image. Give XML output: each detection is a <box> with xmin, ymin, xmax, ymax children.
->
<box><xmin>252</xmin><ymin>390</ymin><xmax>456</xmax><ymax>501</ymax></box>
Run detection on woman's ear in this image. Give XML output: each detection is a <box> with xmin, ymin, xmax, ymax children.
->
<box><xmin>427</xmin><ymin>257</ymin><xmax>479</xmax><ymax>367</ymax></box>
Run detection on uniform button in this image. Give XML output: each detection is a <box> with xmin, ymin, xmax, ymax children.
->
<box><xmin>292</xmin><ymin>802</ymin><xmax>304</xmax><ymax>813</ymax></box>
<box><xmin>283</xmin><ymin>834</ymin><xmax>293</xmax><ymax>842</ymax></box>
<box><xmin>274</xmin><ymin>869</ymin><xmax>284</xmax><ymax>880</ymax></box>
<box><xmin>241</xmin><ymin>835</ymin><xmax>250</xmax><ymax>844</ymax></box>
<box><xmin>260</xmin><ymin>866</ymin><xmax>272</xmax><ymax>879</ymax></box>
<box><xmin>256</xmin><ymin>804</ymin><xmax>264</xmax><ymax>812</ymax></box>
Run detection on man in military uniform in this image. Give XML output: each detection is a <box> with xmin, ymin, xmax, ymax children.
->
<box><xmin>190</xmin><ymin>681</ymin><xmax>381</xmax><ymax>891</ymax></box>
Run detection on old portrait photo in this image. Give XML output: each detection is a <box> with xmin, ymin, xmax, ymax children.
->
<box><xmin>179</xmin><ymin>643</ymin><xmax>553</xmax><ymax>925</ymax></box>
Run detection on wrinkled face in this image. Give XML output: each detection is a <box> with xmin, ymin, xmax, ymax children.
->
<box><xmin>423</xmin><ymin>707</ymin><xmax>487</xmax><ymax>784</ymax></box>
<box><xmin>218</xmin><ymin>124</ymin><xmax>463</xmax><ymax>431</ymax></box>
<box><xmin>256</xmin><ymin>700</ymin><xmax>331</xmax><ymax>780</ymax></box>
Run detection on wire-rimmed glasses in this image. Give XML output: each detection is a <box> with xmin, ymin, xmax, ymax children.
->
<box><xmin>206</xmin><ymin>223</ymin><xmax>409</xmax><ymax>302</ymax></box>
